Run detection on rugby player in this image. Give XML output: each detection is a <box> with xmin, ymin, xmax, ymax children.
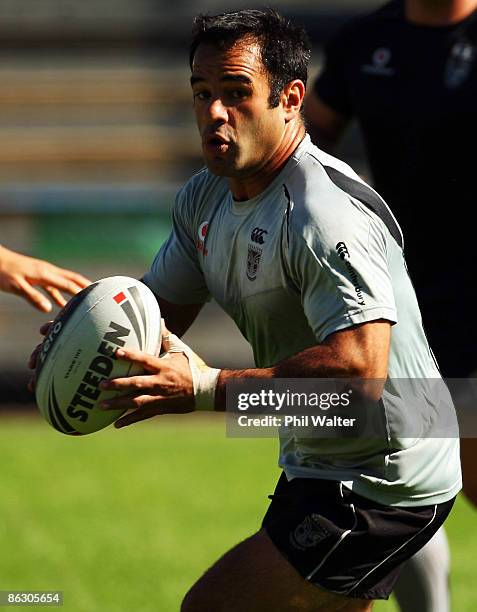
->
<box><xmin>31</xmin><ymin>8</ymin><xmax>461</xmax><ymax>611</ymax></box>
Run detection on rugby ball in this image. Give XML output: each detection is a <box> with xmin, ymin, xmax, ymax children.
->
<box><xmin>35</xmin><ymin>276</ymin><xmax>161</xmax><ymax>435</ymax></box>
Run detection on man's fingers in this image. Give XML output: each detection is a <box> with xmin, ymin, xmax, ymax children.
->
<box><xmin>100</xmin><ymin>375</ymin><xmax>154</xmax><ymax>394</ymax></box>
<box><xmin>40</xmin><ymin>321</ymin><xmax>53</xmax><ymax>336</ymax></box>
<box><xmin>114</xmin><ymin>397</ymin><xmax>192</xmax><ymax>428</ymax></box>
<box><xmin>29</xmin><ymin>322</ymin><xmax>53</xmax><ymax>369</ymax></box>
<box><xmin>28</xmin><ymin>344</ymin><xmax>42</xmax><ymax>370</ymax></box>
<box><xmin>16</xmin><ymin>277</ymin><xmax>52</xmax><ymax>312</ymax></box>
<box><xmin>101</xmin><ymin>394</ymin><xmax>154</xmax><ymax>411</ymax></box>
<box><xmin>114</xmin><ymin>348</ymin><xmax>162</xmax><ymax>372</ymax></box>
<box><xmin>114</xmin><ymin>404</ymin><xmax>165</xmax><ymax>428</ymax></box>
<box><xmin>27</xmin><ymin>375</ymin><xmax>36</xmax><ymax>393</ymax></box>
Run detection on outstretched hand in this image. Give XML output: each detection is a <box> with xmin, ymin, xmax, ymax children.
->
<box><xmin>0</xmin><ymin>246</ymin><xmax>91</xmax><ymax>312</ymax></box>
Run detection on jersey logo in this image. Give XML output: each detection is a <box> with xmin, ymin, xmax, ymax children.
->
<box><xmin>362</xmin><ymin>47</ymin><xmax>394</xmax><ymax>76</ymax></box>
<box><xmin>246</xmin><ymin>227</ymin><xmax>268</xmax><ymax>280</ymax></box>
<box><xmin>196</xmin><ymin>221</ymin><xmax>209</xmax><ymax>256</ymax></box>
<box><xmin>250</xmin><ymin>227</ymin><xmax>268</xmax><ymax>245</ymax></box>
<box><xmin>335</xmin><ymin>242</ymin><xmax>365</xmax><ymax>306</ymax></box>
<box><xmin>336</xmin><ymin>241</ymin><xmax>350</xmax><ymax>260</ymax></box>
<box><xmin>445</xmin><ymin>40</ymin><xmax>475</xmax><ymax>88</ymax></box>
<box><xmin>246</xmin><ymin>245</ymin><xmax>262</xmax><ymax>281</ymax></box>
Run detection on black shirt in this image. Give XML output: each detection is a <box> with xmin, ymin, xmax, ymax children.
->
<box><xmin>315</xmin><ymin>0</ymin><xmax>477</xmax><ymax>280</ymax></box>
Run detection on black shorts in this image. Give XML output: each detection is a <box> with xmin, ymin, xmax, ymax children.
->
<box><xmin>262</xmin><ymin>473</ymin><xmax>455</xmax><ymax>600</ymax></box>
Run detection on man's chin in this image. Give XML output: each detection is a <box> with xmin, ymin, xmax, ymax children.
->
<box><xmin>204</xmin><ymin>157</ymin><xmax>237</xmax><ymax>177</ymax></box>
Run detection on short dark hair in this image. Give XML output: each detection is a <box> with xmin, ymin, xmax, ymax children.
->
<box><xmin>189</xmin><ymin>8</ymin><xmax>311</xmax><ymax>108</ymax></box>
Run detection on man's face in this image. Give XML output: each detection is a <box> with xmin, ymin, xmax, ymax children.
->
<box><xmin>190</xmin><ymin>39</ymin><xmax>286</xmax><ymax>178</ymax></box>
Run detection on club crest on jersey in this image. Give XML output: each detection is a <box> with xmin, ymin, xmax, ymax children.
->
<box><xmin>196</xmin><ymin>221</ymin><xmax>209</xmax><ymax>256</ymax></box>
<box><xmin>246</xmin><ymin>227</ymin><xmax>267</xmax><ymax>281</ymax></box>
<box><xmin>445</xmin><ymin>40</ymin><xmax>475</xmax><ymax>88</ymax></box>
<box><xmin>362</xmin><ymin>47</ymin><xmax>394</xmax><ymax>76</ymax></box>
<box><xmin>246</xmin><ymin>245</ymin><xmax>262</xmax><ymax>281</ymax></box>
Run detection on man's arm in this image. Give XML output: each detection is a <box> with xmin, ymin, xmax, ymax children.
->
<box><xmin>304</xmin><ymin>91</ymin><xmax>350</xmax><ymax>152</ymax></box>
<box><xmin>0</xmin><ymin>245</ymin><xmax>90</xmax><ymax>312</ymax></box>
<box><xmin>154</xmin><ymin>294</ymin><xmax>204</xmax><ymax>338</ymax></box>
<box><xmin>216</xmin><ymin>319</ymin><xmax>390</xmax><ymax>408</ymax></box>
<box><xmin>100</xmin><ymin>319</ymin><xmax>390</xmax><ymax>427</ymax></box>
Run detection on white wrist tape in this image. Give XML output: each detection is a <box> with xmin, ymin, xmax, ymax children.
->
<box><xmin>161</xmin><ymin>334</ymin><xmax>221</xmax><ymax>411</ymax></box>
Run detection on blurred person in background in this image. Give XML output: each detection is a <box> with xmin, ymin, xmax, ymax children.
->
<box><xmin>305</xmin><ymin>0</ymin><xmax>477</xmax><ymax>610</ymax></box>
<box><xmin>0</xmin><ymin>244</ymin><xmax>90</xmax><ymax>312</ymax></box>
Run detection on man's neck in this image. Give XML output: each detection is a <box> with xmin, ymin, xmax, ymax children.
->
<box><xmin>229</xmin><ymin>124</ymin><xmax>306</xmax><ymax>202</ymax></box>
<box><xmin>405</xmin><ymin>0</ymin><xmax>477</xmax><ymax>25</ymax></box>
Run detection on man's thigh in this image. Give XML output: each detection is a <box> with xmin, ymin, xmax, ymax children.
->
<box><xmin>181</xmin><ymin>529</ymin><xmax>373</xmax><ymax>612</ymax></box>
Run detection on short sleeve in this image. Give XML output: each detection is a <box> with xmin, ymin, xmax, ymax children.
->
<box><xmin>313</xmin><ymin>28</ymin><xmax>353</xmax><ymax>117</ymax></box>
<box><xmin>287</xmin><ymin>199</ymin><xmax>397</xmax><ymax>343</ymax></box>
<box><xmin>143</xmin><ymin>187</ymin><xmax>210</xmax><ymax>304</ymax></box>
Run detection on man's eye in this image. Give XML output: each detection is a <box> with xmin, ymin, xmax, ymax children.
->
<box><xmin>193</xmin><ymin>91</ymin><xmax>210</xmax><ymax>101</ymax></box>
<box><xmin>230</xmin><ymin>89</ymin><xmax>246</xmax><ymax>100</ymax></box>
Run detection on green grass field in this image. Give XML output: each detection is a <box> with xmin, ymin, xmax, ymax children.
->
<box><xmin>0</xmin><ymin>414</ymin><xmax>475</xmax><ymax>612</ymax></box>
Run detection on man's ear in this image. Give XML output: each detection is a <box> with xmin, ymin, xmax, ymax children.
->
<box><xmin>282</xmin><ymin>80</ymin><xmax>306</xmax><ymax>122</ymax></box>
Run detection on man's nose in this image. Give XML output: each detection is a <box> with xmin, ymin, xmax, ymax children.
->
<box><xmin>208</xmin><ymin>97</ymin><xmax>228</xmax><ymax>123</ymax></box>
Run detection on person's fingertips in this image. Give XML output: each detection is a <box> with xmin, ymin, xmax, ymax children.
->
<box><xmin>46</xmin><ymin>286</ymin><xmax>66</xmax><ymax>307</ymax></box>
<box><xmin>37</xmin><ymin>299</ymin><xmax>52</xmax><ymax>313</ymax></box>
<box><xmin>114</xmin><ymin>411</ymin><xmax>141</xmax><ymax>428</ymax></box>
<box><xmin>40</xmin><ymin>321</ymin><xmax>54</xmax><ymax>335</ymax></box>
<box><xmin>28</xmin><ymin>346</ymin><xmax>41</xmax><ymax>369</ymax></box>
<box><xmin>16</xmin><ymin>277</ymin><xmax>52</xmax><ymax>312</ymax></box>
<box><xmin>30</xmin><ymin>292</ymin><xmax>52</xmax><ymax>312</ymax></box>
<box><xmin>64</xmin><ymin>271</ymin><xmax>92</xmax><ymax>287</ymax></box>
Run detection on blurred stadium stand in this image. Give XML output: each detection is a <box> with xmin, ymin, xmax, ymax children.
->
<box><xmin>0</xmin><ymin>0</ymin><xmax>379</xmax><ymax>403</ymax></box>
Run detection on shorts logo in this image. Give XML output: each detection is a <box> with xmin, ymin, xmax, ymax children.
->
<box><xmin>362</xmin><ymin>47</ymin><xmax>395</xmax><ymax>76</ymax></box>
<box><xmin>246</xmin><ymin>245</ymin><xmax>262</xmax><ymax>281</ymax></box>
<box><xmin>196</xmin><ymin>221</ymin><xmax>209</xmax><ymax>256</ymax></box>
<box><xmin>290</xmin><ymin>514</ymin><xmax>329</xmax><ymax>551</ymax></box>
<box><xmin>251</xmin><ymin>227</ymin><xmax>268</xmax><ymax>245</ymax></box>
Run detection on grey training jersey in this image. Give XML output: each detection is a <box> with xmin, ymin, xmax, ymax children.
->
<box><xmin>144</xmin><ymin>135</ymin><xmax>461</xmax><ymax>507</ymax></box>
